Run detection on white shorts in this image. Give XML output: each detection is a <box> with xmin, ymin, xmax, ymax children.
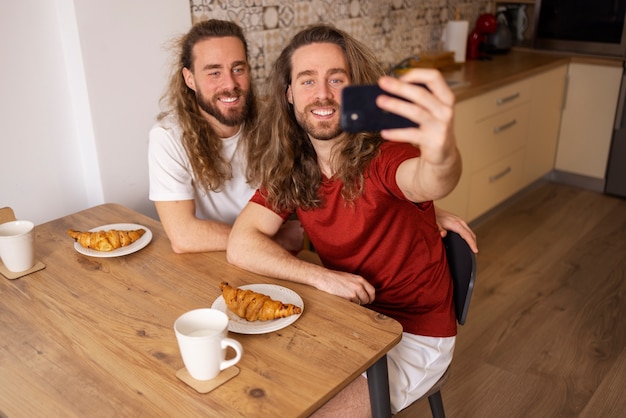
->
<box><xmin>366</xmin><ymin>332</ymin><xmax>455</xmax><ymax>414</ymax></box>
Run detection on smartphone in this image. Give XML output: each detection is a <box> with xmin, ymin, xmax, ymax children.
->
<box><xmin>340</xmin><ymin>83</ymin><xmax>427</xmax><ymax>132</ymax></box>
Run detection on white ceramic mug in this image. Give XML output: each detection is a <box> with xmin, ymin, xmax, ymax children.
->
<box><xmin>0</xmin><ymin>220</ymin><xmax>35</xmax><ymax>273</ymax></box>
<box><xmin>174</xmin><ymin>308</ymin><xmax>243</xmax><ymax>381</ymax></box>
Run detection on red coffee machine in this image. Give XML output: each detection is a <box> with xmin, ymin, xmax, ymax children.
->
<box><xmin>466</xmin><ymin>13</ymin><xmax>497</xmax><ymax>60</ymax></box>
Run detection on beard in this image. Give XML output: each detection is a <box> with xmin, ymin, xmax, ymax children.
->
<box><xmin>196</xmin><ymin>87</ymin><xmax>253</xmax><ymax>127</ymax></box>
<box><xmin>293</xmin><ymin>100</ymin><xmax>343</xmax><ymax>141</ymax></box>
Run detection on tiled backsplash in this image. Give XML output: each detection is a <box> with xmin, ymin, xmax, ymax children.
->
<box><xmin>190</xmin><ymin>0</ymin><xmax>492</xmax><ymax>89</ymax></box>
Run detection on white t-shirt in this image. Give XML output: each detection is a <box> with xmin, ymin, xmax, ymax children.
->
<box><xmin>148</xmin><ymin>116</ymin><xmax>255</xmax><ymax>225</ymax></box>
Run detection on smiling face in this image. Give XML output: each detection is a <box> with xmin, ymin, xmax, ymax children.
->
<box><xmin>183</xmin><ymin>36</ymin><xmax>252</xmax><ymax>137</ymax></box>
<box><xmin>286</xmin><ymin>42</ymin><xmax>351</xmax><ymax>141</ymax></box>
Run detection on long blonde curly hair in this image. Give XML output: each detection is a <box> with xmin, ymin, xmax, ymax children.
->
<box><xmin>157</xmin><ymin>19</ymin><xmax>258</xmax><ymax>192</ymax></box>
<box><xmin>246</xmin><ymin>24</ymin><xmax>385</xmax><ymax>212</ymax></box>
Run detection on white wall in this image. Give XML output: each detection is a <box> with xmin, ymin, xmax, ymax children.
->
<box><xmin>0</xmin><ymin>0</ymin><xmax>190</xmax><ymax>225</ymax></box>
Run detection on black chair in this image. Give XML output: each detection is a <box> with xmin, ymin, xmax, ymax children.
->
<box><xmin>394</xmin><ymin>230</ymin><xmax>477</xmax><ymax>418</ymax></box>
<box><xmin>445</xmin><ymin>230</ymin><xmax>476</xmax><ymax>327</ymax></box>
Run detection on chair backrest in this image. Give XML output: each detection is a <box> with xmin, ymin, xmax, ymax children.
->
<box><xmin>442</xmin><ymin>231</ymin><xmax>476</xmax><ymax>326</ymax></box>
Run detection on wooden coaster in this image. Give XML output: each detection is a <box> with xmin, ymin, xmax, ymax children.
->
<box><xmin>0</xmin><ymin>260</ymin><xmax>46</xmax><ymax>280</ymax></box>
<box><xmin>176</xmin><ymin>366</ymin><xmax>240</xmax><ymax>394</ymax></box>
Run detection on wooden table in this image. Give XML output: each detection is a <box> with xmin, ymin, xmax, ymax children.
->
<box><xmin>0</xmin><ymin>203</ymin><xmax>402</xmax><ymax>417</ymax></box>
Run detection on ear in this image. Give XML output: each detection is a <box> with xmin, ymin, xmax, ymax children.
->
<box><xmin>286</xmin><ymin>85</ymin><xmax>294</xmax><ymax>104</ymax></box>
<box><xmin>182</xmin><ymin>68</ymin><xmax>196</xmax><ymax>91</ymax></box>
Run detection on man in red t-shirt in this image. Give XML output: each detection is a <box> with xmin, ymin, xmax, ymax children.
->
<box><xmin>228</xmin><ymin>25</ymin><xmax>476</xmax><ymax>416</ymax></box>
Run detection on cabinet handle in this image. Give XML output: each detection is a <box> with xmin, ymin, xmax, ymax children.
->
<box><xmin>496</xmin><ymin>92</ymin><xmax>520</xmax><ymax>105</ymax></box>
<box><xmin>489</xmin><ymin>166</ymin><xmax>512</xmax><ymax>183</ymax></box>
<box><xmin>493</xmin><ymin>119</ymin><xmax>517</xmax><ymax>134</ymax></box>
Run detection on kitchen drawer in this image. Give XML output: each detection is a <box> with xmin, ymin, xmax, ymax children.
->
<box><xmin>472</xmin><ymin>103</ymin><xmax>530</xmax><ymax>170</ymax></box>
<box><xmin>474</xmin><ymin>78</ymin><xmax>532</xmax><ymax>121</ymax></box>
<box><xmin>467</xmin><ymin>149</ymin><xmax>525</xmax><ymax>220</ymax></box>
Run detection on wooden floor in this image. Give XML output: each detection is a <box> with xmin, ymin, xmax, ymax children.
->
<box><xmin>407</xmin><ymin>181</ymin><xmax>626</xmax><ymax>417</ymax></box>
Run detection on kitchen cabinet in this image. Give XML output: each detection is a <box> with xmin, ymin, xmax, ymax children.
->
<box><xmin>524</xmin><ymin>65</ymin><xmax>568</xmax><ymax>183</ymax></box>
<box><xmin>437</xmin><ymin>64</ymin><xmax>568</xmax><ymax>222</ymax></box>
<box><xmin>467</xmin><ymin>149</ymin><xmax>526</xmax><ymax>219</ymax></box>
<box><xmin>465</xmin><ymin>77</ymin><xmax>532</xmax><ymax>220</ymax></box>
<box><xmin>554</xmin><ymin>62</ymin><xmax>622</xmax><ymax>180</ymax></box>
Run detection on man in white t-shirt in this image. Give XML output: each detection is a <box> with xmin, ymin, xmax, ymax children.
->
<box><xmin>148</xmin><ymin>19</ymin><xmax>303</xmax><ymax>253</ymax></box>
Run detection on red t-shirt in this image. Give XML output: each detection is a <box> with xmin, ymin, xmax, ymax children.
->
<box><xmin>251</xmin><ymin>141</ymin><xmax>456</xmax><ymax>337</ymax></box>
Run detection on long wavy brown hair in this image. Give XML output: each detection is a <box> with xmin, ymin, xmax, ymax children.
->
<box><xmin>246</xmin><ymin>24</ymin><xmax>385</xmax><ymax>213</ymax></box>
<box><xmin>157</xmin><ymin>19</ymin><xmax>258</xmax><ymax>192</ymax></box>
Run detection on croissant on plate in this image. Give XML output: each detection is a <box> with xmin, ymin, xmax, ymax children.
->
<box><xmin>219</xmin><ymin>281</ymin><xmax>302</xmax><ymax>322</ymax></box>
<box><xmin>67</xmin><ymin>228</ymin><xmax>146</xmax><ymax>252</ymax></box>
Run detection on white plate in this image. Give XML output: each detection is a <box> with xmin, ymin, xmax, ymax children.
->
<box><xmin>73</xmin><ymin>223</ymin><xmax>152</xmax><ymax>258</ymax></box>
<box><xmin>211</xmin><ymin>284</ymin><xmax>304</xmax><ymax>334</ymax></box>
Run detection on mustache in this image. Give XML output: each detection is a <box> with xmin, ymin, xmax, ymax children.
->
<box><xmin>214</xmin><ymin>87</ymin><xmax>243</xmax><ymax>99</ymax></box>
<box><xmin>309</xmin><ymin>99</ymin><xmax>338</xmax><ymax>108</ymax></box>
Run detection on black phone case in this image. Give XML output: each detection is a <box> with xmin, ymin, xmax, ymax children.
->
<box><xmin>340</xmin><ymin>84</ymin><xmax>420</xmax><ymax>132</ymax></box>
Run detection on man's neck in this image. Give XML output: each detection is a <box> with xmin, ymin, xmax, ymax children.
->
<box><xmin>216</xmin><ymin>124</ymin><xmax>241</xmax><ymax>139</ymax></box>
<box><xmin>309</xmin><ymin>135</ymin><xmax>346</xmax><ymax>178</ymax></box>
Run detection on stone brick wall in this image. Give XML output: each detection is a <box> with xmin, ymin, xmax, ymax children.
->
<box><xmin>190</xmin><ymin>0</ymin><xmax>492</xmax><ymax>90</ymax></box>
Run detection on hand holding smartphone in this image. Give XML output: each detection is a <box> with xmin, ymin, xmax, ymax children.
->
<box><xmin>340</xmin><ymin>83</ymin><xmax>428</xmax><ymax>132</ymax></box>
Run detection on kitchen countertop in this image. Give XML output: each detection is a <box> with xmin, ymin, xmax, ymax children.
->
<box><xmin>444</xmin><ymin>49</ymin><xmax>622</xmax><ymax>102</ymax></box>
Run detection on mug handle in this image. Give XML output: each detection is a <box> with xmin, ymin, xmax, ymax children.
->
<box><xmin>220</xmin><ymin>338</ymin><xmax>243</xmax><ymax>370</ymax></box>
